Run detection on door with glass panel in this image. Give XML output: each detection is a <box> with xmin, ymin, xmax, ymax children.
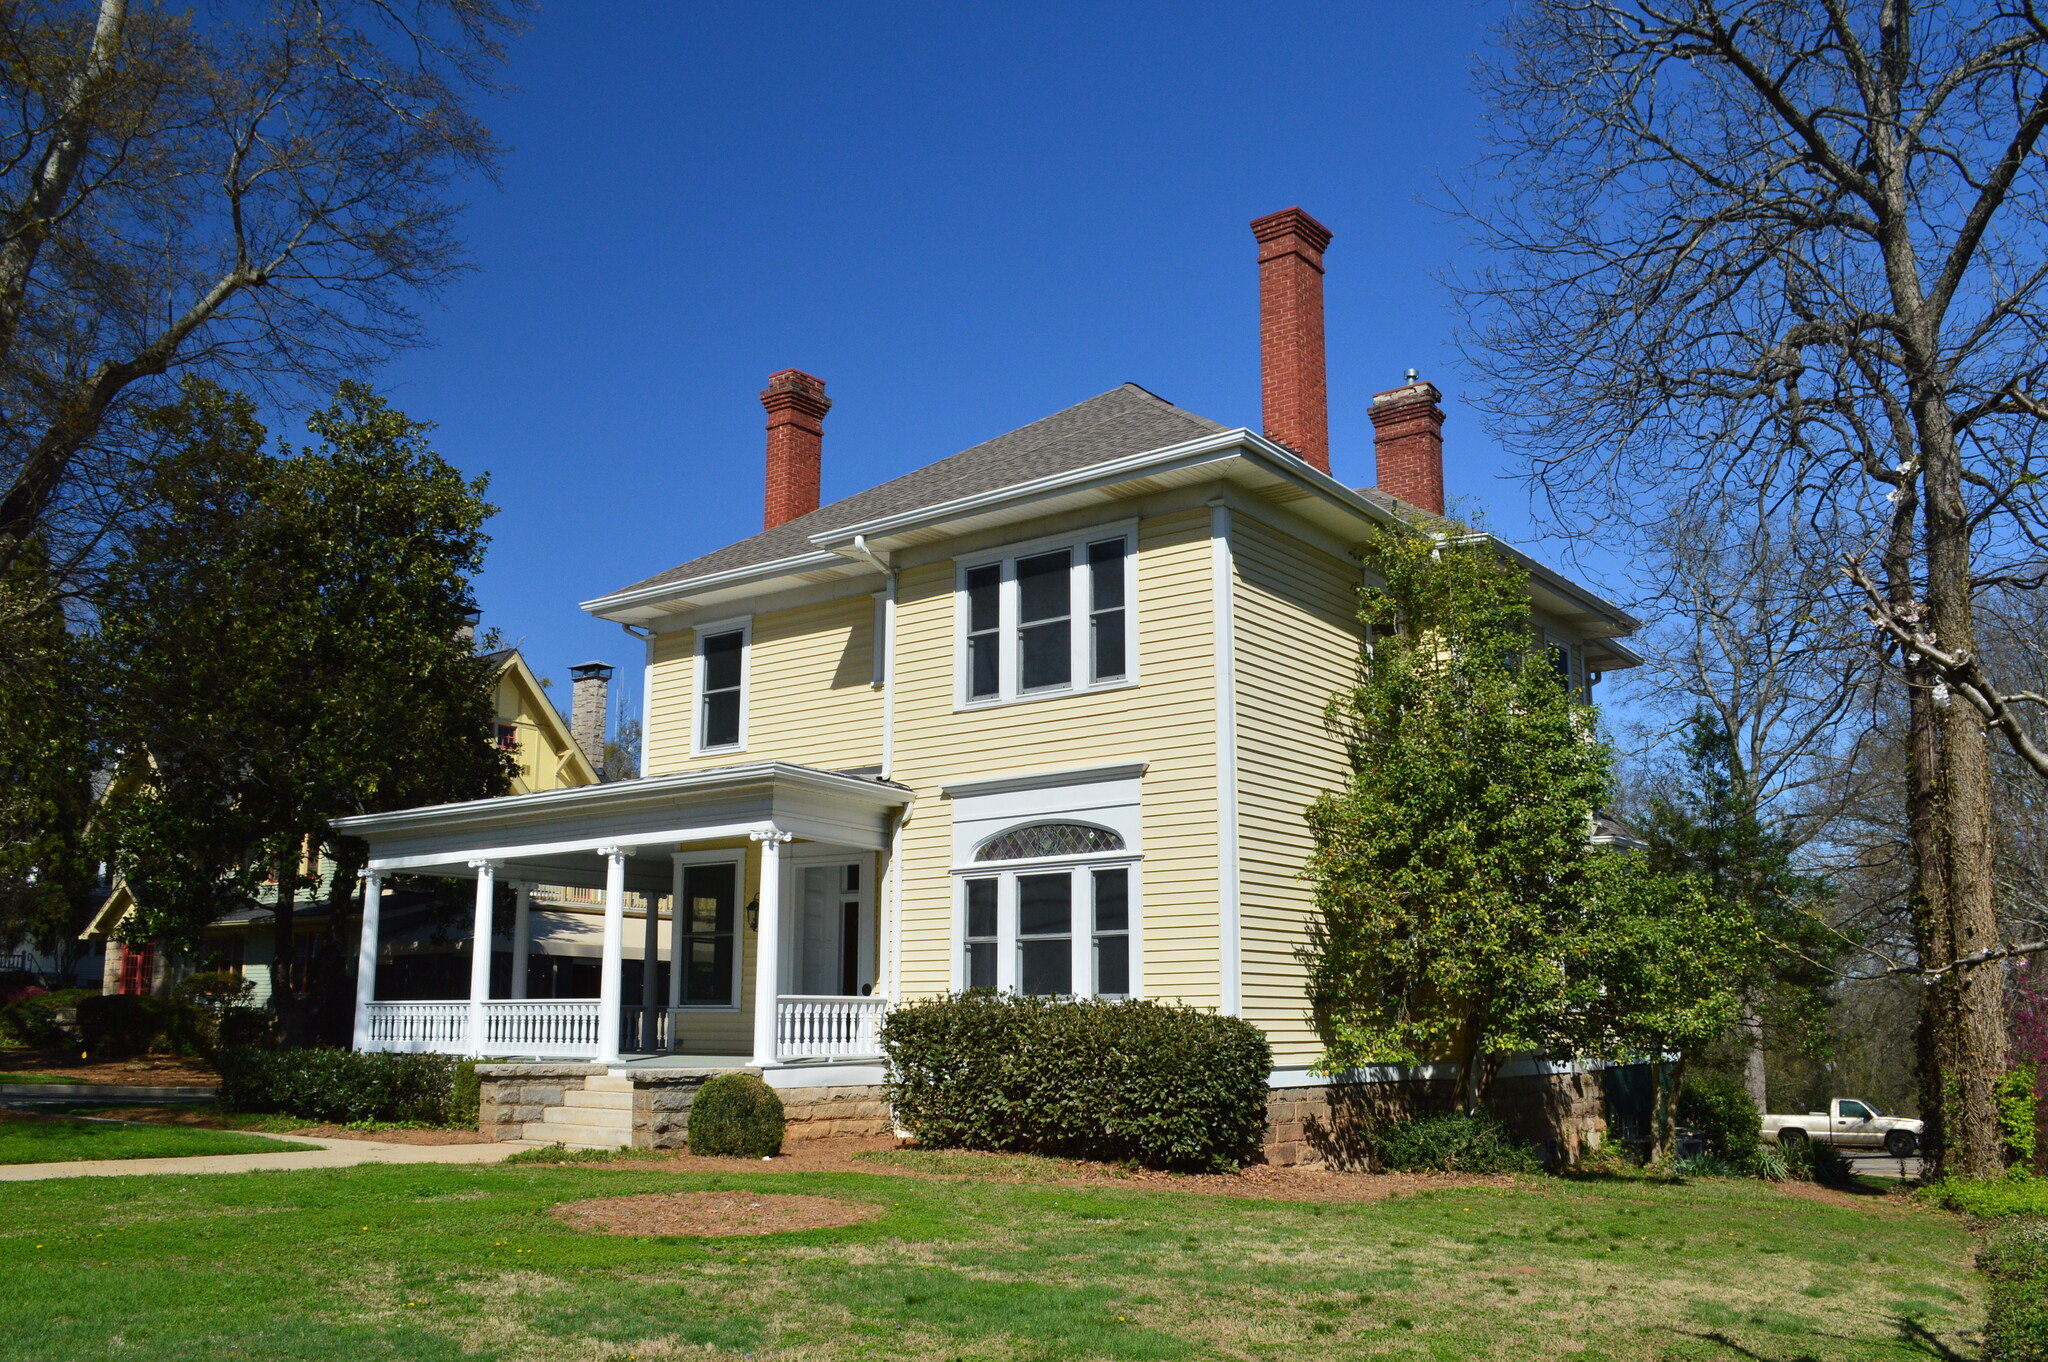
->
<box><xmin>793</xmin><ymin>862</ymin><xmax>866</xmax><ymax>995</ymax></box>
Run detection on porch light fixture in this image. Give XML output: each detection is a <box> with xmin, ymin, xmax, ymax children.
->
<box><xmin>745</xmin><ymin>898</ymin><xmax>759</xmax><ymax>932</ymax></box>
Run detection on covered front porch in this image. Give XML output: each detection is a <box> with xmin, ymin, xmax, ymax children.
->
<box><xmin>332</xmin><ymin>762</ymin><xmax>909</xmax><ymax>1069</ymax></box>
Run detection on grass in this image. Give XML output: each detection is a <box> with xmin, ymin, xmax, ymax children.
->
<box><xmin>1920</xmin><ymin>1171</ymin><xmax>2048</xmax><ymax>1218</ymax></box>
<box><xmin>0</xmin><ymin>1072</ymin><xmax>84</xmax><ymax>1085</ymax></box>
<box><xmin>0</xmin><ymin>1151</ymin><xmax>1980</xmax><ymax>1360</ymax></box>
<box><xmin>0</xmin><ymin>1117</ymin><xmax>318</xmax><ymax>1165</ymax></box>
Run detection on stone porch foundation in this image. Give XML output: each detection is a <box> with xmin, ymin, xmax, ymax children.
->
<box><xmin>476</xmin><ymin>1064</ymin><xmax>896</xmax><ymax>1150</ymax></box>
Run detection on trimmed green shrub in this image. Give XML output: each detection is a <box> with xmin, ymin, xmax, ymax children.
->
<box><xmin>0</xmin><ymin>987</ymin><xmax>95</xmax><ymax>1048</ymax></box>
<box><xmin>882</xmin><ymin>993</ymin><xmax>1274</xmax><ymax>1172</ymax></box>
<box><xmin>1981</xmin><ymin>1218</ymin><xmax>2048</xmax><ymax>1360</ymax></box>
<box><xmin>217</xmin><ymin>1047</ymin><xmax>459</xmax><ymax>1124</ymax></box>
<box><xmin>218</xmin><ymin>1008</ymin><xmax>282</xmax><ymax>1051</ymax></box>
<box><xmin>1677</xmin><ymin>1074</ymin><xmax>1763</xmax><ymax>1166</ymax></box>
<box><xmin>1369</xmin><ymin>1112</ymin><xmax>1542</xmax><ymax>1174</ymax></box>
<box><xmin>172</xmin><ymin>971</ymin><xmax>255</xmax><ymax>1013</ymax></box>
<box><xmin>687</xmin><ymin>1073</ymin><xmax>786</xmax><ymax>1157</ymax></box>
<box><xmin>77</xmin><ymin>993</ymin><xmax>209</xmax><ymax>1057</ymax></box>
<box><xmin>448</xmin><ymin>1059</ymin><xmax>481</xmax><ymax>1130</ymax></box>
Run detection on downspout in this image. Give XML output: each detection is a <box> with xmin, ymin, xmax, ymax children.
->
<box><xmin>847</xmin><ymin>534</ymin><xmax>904</xmax><ymax>1000</ymax></box>
<box><xmin>1209</xmin><ymin>499</ymin><xmax>1242</xmax><ymax>1017</ymax></box>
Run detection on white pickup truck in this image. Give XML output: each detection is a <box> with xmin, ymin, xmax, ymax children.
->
<box><xmin>1761</xmin><ymin>1098</ymin><xmax>1922</xmax><ymax>1157</ymax></box>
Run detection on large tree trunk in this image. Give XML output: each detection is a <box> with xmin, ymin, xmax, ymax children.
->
<box><xmin>1919</xmin><ymin>395</ymin><xmax>2011</xmax><ymax>1179</ymax></box>
<box><xmin>271</xmin><ymin>846</ymin><xmax>298</xmax><ymax>1047</ymax></box>
<box><xmin>1739</xmin><ymin>995</ymin><xmax>1767</xmax><ymax>1113</ymax></box>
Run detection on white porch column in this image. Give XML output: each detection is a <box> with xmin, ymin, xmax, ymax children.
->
<box><xmin>351</xmin><ymin>868</ymin><xmax>383</xmax><ymax>1051</ymax></box>
<box><xmin>595</xmin><ymin>846</ymin><xmax>630</xmax><ymax>1063</ymax></box>
<box><xmin>640</xmin><ymin>876</ymin><xmax>661</xmax><ymax>1051</ymax></box>
<box><xmin>467</xmin><ymin>860</ymin><xmax>497</xmax><ymax>1056</ymax></box>
<box><xmin>667</xmin><ymin>860</ymin><xmax>685</xmax><ymax>1012</ymax></box>
<box><xmin>510</xmin><ymin>882</ymin><xmax>532</xmax><ymax>1000</ymax></box>
<box><xmin>749</xmin><ymin>828</ymin><xmax>793</xmax><ymax>1067</ymax></box>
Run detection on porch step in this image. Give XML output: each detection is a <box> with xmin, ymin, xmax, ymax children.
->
<box><xmin>584</xmin><ymin>1075</ymin><xmax>635</xmax><ymax>1093</ymax></box>
<box><xmin>519</xmin><ymin>1121</ymin><xmax>630</xmax><ymax>1150</ymax></box>
<box><xmin>561</xmin><ymin>1087</ymin><xmax>633</xmax><ymax>1112</ymax></box>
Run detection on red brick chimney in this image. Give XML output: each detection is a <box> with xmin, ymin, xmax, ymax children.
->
<box><xmin>760</xmin><ymin>369</ymin><xmax>831</xmax><ymax>530</ymax></box>
<box><xmin>1250</xmin><ymin>206</ymin><xmax>1334</xmax><ymax>473</ymax></box>
<box><xmin>1369</xmin><ymin>375</ymin><xmax>1446</xmax><ymax>516</ymax></box>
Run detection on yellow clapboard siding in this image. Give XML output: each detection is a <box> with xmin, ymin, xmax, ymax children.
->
<box><xmin>890</xmin><ymin>507</ymin><xmax>1223</xmax><ymax>1009</ymax></box>
<box><xmin>1229</xmin><ymin>507</ymin><xmax>1363</xmax><ymax>1065</ymax></box>
<box><xmin>644</xmin><ymin>593</ymin><xmax>882</xmax><ymax>776</ymax></box>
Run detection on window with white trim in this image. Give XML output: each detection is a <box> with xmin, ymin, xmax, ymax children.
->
<box><xmin>958</xmin><ymin>822</ymin><xmax>1135</xmax><ymax>998</ymax></box>
<box><xmin>694</xmin><ymin>620</ymin><xmax>749</xmax><ymax>752</ymax></box>
<box><xmin>958</xmin><ymin>529</ymin><xmax>1134</xmax><ymax>704</ymax></box>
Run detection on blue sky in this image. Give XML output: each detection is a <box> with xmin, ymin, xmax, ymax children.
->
<box><xmin>371</xmin><ymin>1</ymin><xmax>1613</xmax><ymax>727</ymax></box>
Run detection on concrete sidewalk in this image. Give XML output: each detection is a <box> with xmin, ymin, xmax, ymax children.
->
<box><xmin>0</xmin><ymin>1134</ymin><xmax>524</xmax><ymax>1182</ymax></box>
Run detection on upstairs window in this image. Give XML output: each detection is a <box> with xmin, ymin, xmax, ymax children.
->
<box><xmin>695</xmin><ymin>621</ymin><xmax>750</xmax><ymax>753</ymax></box>
<box><xmin>958</xmin><ymin>528</ymin><xmax>1134</xmax><ymax>705</ymax></box>
<box><xmin>495</xmin><ymin>724</ymin><xmax>520</xmax><ymax>751</ymax></box>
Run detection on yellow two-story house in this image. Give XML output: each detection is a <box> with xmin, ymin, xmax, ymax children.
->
<box><xmin>335</xmin><ymin>208</ymin><xmax>1638</xmax><ymax>1152</ymax></box>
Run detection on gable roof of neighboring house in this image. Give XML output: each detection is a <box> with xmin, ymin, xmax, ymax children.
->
<box><xmin>613</xmin><ymin>383</ymin><xmax>1224</xmax><ymax>596</ymax></box>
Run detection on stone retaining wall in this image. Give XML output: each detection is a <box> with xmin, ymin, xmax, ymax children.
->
<box><xmin>1265</xmin><ymin>1067</ymin><xmax>1614</xmax><ymax>1168</ymax></box>
<box><xmin>778</xmin><ymin>1084</ymin><xmax>893</xmax><ymax>1142</ymax></box>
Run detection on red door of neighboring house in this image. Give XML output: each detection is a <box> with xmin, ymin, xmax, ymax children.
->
<box><xmin>118</xmin><ymin>942</ymin><xmax>154</xmax><ymax>995</ymax></box>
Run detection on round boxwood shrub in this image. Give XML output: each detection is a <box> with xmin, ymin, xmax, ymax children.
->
<box><xmin>1676</xmin><ymin>1073</ymin><xmax>1763</xmax><ymax>1167</ymax></box>
<box><xmin>1369</xmin><ymin>1112</ymin><xmax>1542</xmax><ymax>1174</ymax></box>
<box><xmin>688</xmin><ymin>1073</ymin><xmax>786</xmax><ymax>1156</ymax></box>
<box><xmin>881</xmin><ymin>993</ymin><xmax>1274</xmax><ymax>1172</ymax></box>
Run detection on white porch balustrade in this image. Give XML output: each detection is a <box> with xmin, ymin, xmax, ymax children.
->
<box><xmin>362</xmin><ymin>1001</ymin><xmax>469</xmax><ymax>1052</ymax></box>
<box><xmin>478</xmin><ymin>1000</ymin><xmax>604</xmax><ymax>1057</ymax></box>
<box><xmin>776</xmin><ymin>995</ymin><xmax>887</xmax><ymax>1061</ymax></box>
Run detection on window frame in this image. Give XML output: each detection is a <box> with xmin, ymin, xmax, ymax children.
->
<box><xmin>951</xmin><ymin>835</ymin><xmax>1141</xmax><ymax>999</ymax></box>
<box><xmin>669</xmin><ymin>849</ymin><xmax>746</xmax><ymax>1012</ymax></box>
<box><xmin>953</xmin><ymin>522</ymin><xmax>1138</xmax><ymax>709</ymax></box>
<box><xmin>691</xmin><ymin>615</ymin><xmax>752</xmax><ymax>756</ymax></box>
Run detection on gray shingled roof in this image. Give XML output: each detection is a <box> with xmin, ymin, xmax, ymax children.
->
<box><xmin>611</xmin><ymin>383</ymin><xmax>1226</xmax><ymax>596</ymax></box>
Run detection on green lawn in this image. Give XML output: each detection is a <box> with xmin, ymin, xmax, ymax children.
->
<box><xmin>0</xmin><ymin>1072</ymin><xmax>84</xmax><ymax>1084</ymax></box>
<box><xmin>0</xmin><ymin>1117</ymin><xmax>317</xmax><ymax>1165</ymax></box>
<box><xmin>0</xmin><ymin>1153</ymin><xmax>1980</xmax><ymax>1360</ymax></box>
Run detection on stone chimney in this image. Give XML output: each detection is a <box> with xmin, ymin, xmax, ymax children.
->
<box><xmin>568</xmin><ymin>661</ymin><xmax>613</xmax><ymax>772</ymax></box>
<box><xmin>1250</xmin><ymin>207</ymin><xmax>1334</xmax><ymax>473</ymax></box>
<box><xmin>1369</xmin><ymin>375</ymin><xmax>1447</xmax><ymax>516</ymax></box>
<box><xmin>760</xmin><ymin>369</ymin><xmax>832</xmax><ymax>530</ymax></box>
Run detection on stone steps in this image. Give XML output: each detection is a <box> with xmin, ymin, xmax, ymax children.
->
<box><xmin>518</xmin><ymin>1120</ymin><xmax>630</xmax><ymax>1150</ymax></box>
<box><xmin>559</xmin><ymin>1087</ymin><xmax>633</xmax><ymax>1112</ymax></box>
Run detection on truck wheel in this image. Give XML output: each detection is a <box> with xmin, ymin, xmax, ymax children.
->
<box><xmin>1778</xmin><ymin>1128</ymin><xmax>1808</xmax><ymax>1149</ymax></box>
<box><xmin>1885</xmin><ymin>1129</ymin><xmax>1917</xmax><ymax>1158</ymax></box>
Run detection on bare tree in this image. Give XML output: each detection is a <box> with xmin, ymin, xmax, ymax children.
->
<box><xmin>1457</xmin><ymin>1</ymin><xmax>2048</xmax><ymax>1175</ymax></box>
<box><xmin>0</xmin><ymin>0</ymin><xmax>529</xmax><ymax>593</ymax></box>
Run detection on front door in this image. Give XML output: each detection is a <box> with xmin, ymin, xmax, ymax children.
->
<box><xmin>793</xmin><ymin>862</ymin><xmax>866</xmax><ymax>995</ymax></box>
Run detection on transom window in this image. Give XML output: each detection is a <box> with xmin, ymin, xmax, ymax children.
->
<box><xmin>695</xmin><ymin>620</ymin><xmax>749</xmax><ymax>752</ymax></box>
<box><xmin>959</xmin><ymin>821</ymin><xmax>1135</xmax><ymax>999</ymax></box>
<box><xmin>976</xmin><ymin>822</ymin><xmax>1125</xmax><ymax>861</ymax></box>
<box><xmin>958</xmin><ymin>529</ymin><xmax>1134</xmax><ymax>705</ymax></box>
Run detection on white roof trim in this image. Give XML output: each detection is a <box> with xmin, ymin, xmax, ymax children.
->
<box><xmin>939</xmin><ymin>761</ymin><xmax>1150</xmax><ymax>800</ymax></box>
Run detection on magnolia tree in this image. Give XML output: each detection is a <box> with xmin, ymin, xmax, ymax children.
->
<box><xmin>1305</xmin><ymin>529</ymin><xmax>1750</xmax><ymax>1152</ymax></box>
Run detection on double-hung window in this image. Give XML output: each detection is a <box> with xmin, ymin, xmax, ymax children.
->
<box><xmin>694</xmin><ymin>619</ymin><xmax>749</xmax><ymax>753</ymax></box>
<box><xmin>957</xmin><ymin>822</ymin><xmax>1136</xmax><ymax>998</ymax></box>
<box><xmin>958</xmin><ymin>527</ymin><xmax>1135</xmax><ymax>705</ymax></box>
<box><xmin>672</xmin><ymin>857</ymin><xmax>740</xmax><ymax>1007</ymax></box>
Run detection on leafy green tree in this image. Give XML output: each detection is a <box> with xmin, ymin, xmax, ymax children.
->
<box><xmin>1306</xmin><ymin>529</ymin><xmax>1611</xmax><ymax>1111</ymax></box>
<box><xmin>1639</xmin><ymin>710</ymin><xmax>1842</xmax><ymax>1112</ymax></box>
<box><xmin>0</xmin><ymin>541</ymin><xmax>96</xmax><ymax>953</ymax></box>
<box><xmin>96</xmin><ymin>380</ymin><xmax>513</xmax><ymax>1039</ymax></box>
<box><xmin>1306</xmin><ymin>527</ymin><xmax>1747</xmax><ymax>1129</ymax></box>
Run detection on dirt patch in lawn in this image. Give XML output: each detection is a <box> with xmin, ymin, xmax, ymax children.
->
<box><xmin>553</xmin><ymin>1190</ymin><xmax>883</xmax><ymax>1237</ymax></box>
<box><xmin>532</xmin><ymin>1134</ymin><xmax>1508</xmax><ymax>1203</ymax></box>
<box><xmin>0</xmin><ymin>1049</ymin><xmax>218</xmax><ymax>1087</ymax></box>
<box><xmin>1768</xmin><ymin>1178</ymin><xmax>1917</xmax><ymax>1213</ymax></box>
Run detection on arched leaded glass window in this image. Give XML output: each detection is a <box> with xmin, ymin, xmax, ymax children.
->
<box><xmin>974</xmin><ymin>822</ymin><xmax>1125</xmax><ymax>862</ymax></box>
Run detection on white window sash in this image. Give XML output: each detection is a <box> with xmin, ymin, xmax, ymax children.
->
<box><xmin>952</xmin><ymin>855</ymin><xmax>1142</xmax><ymax>999</ymax></box>
<box><xmin>955</xmin><ymin>521</ymin><xmax>1137</xmax><ymax>708</ymax></box>
<box><xmin>691</xmin><ymin>615</ymin><xmax>752</xmax><ymax>755</ymax></box>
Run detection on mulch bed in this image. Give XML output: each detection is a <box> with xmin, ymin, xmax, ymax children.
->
<box><xmin>0</xmin><ymin>1049</ymin><xmax>219</xmax><ymax>1087</ymax></box>
<box><xmin>553</xmin><ymin>1191</ymin><xmax>883</xmax><ymax>1237</ymax></box>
